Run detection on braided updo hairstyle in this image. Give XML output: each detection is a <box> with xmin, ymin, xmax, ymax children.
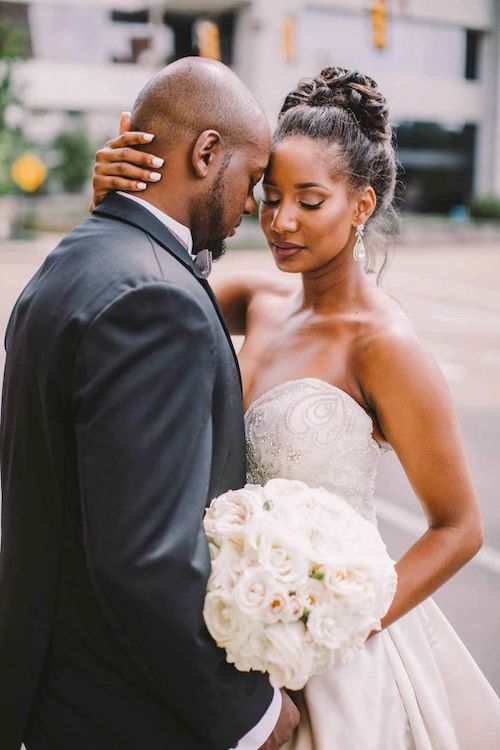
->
<box><xmin>276</xmin><ymin>67</ymin><xmax>398</xmax><ymax>272</ymax></box>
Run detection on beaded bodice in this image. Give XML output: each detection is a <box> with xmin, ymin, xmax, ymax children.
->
<box><xmin>245</xmin><ymin>378</ymin><xmax>382</xmax><ymax>524</ymax></box>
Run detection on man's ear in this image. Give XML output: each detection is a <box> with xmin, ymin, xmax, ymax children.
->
<box><xmin>353</xmin><ymin>186</ymin><xmax>377</xmax><ymax>227</ymax></box>
<box><xmin>119</xmin><ymin>111</ymin><xmax>132</xmax><ymax>135</ymax></box>
<box><xmin>191</xmin><ymin>130</ymin><xmax>222</xmax><ymax>178</ymax></box>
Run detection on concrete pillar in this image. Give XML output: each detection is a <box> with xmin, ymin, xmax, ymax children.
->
<box><xmin>475</xmin><ymin>0</ymin><xmax>500</xmax><ymax>197</ymax></box>
<box><xmin>232</xmin><ymin>0</ymin><xmax>304</xmax><ymax>126</ymax></box>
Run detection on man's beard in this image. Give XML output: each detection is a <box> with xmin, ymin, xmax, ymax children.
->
<box><xmin>192</xmin><ymin>163</ymin><xmax>228</xmax><ymax>262</ymax></box>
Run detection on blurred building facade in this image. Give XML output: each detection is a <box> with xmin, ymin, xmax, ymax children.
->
<box><xmin>2</xmin><ymin>0</ymin><xmax>500</xmax><ymax>211</ymax></box>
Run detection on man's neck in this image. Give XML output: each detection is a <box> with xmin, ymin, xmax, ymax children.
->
<box><xmin>117</xmin><ymin>191</ymin><xmax>193</xmax><ymax>254</ymax></box>
<box><xmin>122</xmin><ymin>186</ymin><xmax>192</xmax><ymax>230</ymax></box>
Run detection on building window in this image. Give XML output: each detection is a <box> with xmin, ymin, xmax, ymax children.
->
<box><xmin>465</xmin><ymin>29</ymin><xmax>481</xmax><ymax>80</ymax></box>
<box><xmin>111</xmin><ymin>10</ymin><xmax>149</xmax><ymax>24</ymax></box>
<box><xmin>395</xmin><ymin>122</ymin><xmax>476</xmax><ymax>213</ymax></box>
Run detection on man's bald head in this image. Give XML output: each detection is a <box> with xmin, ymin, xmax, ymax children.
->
<box><xmin>131</xmin><ymin>57</ymin><xmax>268</xmax><ymax>154</ymax></box>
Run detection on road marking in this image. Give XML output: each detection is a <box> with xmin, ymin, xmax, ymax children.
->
<box><xmin>375</xmin><ymin>496</ymin><xmax>500</xmax><ymax>576</ymax></box>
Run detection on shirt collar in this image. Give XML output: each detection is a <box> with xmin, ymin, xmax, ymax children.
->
<box><xmin>117</xmin><ymin>192</ymin><xmax>193</xmax><ymax>257</ymax></box>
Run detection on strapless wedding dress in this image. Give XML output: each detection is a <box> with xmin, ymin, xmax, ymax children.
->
<box><xmin>245</xmin><ymin>378</ymin><xmax>500</xmax><ymax>750</ymax></box>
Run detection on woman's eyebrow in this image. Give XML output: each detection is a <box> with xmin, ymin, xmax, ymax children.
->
<box><xmin>294</xmin><ymin>182</ymin><xmax>329</xmax><ymax>189</ymax></box>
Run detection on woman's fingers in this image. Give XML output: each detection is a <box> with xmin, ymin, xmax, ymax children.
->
<box><xmin>94</xmin><ymin>161</ymin><xmax>162</xmax><ymax>184</ymax></box>
<box><xmin>92</xmin><ymin>176</ymin><xmax>148</xmax><ymax>205</ymax></box>
<box><xmin>95</xmin><ymin>145</ymin><xmax>163</xmax><ymax>170</ymax></box>
<box><xmin>106</xmin><ymin>131</ymin><xmax>154</xmax><ymax>148</ymax></box>
<box><xmin>92</xmin><ymin>130</ymin><xmax>162</xmax><ymax>207</ymax></box>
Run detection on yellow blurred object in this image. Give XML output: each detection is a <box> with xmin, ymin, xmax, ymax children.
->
<box><xmin>197</xmin><ymin>20</ymin><xmax>221</xmax><ymax>60</ymax></box>
<box><xmin>371</xmin><ymin>0</ymin><xmax>388</xmax><ymax>50</ymax></box>
<box><xmin>282</xmin><ymin>16</ymin><xmax>296</xmax><ymax>62</ymax></box>
<box><xmin>11</xmin><ymin>152</ymin><xmax>47</xmax><ymax>193</ymax></box>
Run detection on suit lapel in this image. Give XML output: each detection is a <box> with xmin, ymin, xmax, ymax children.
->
<box><xmin>93</xmin><ymin>194</ymin><xmax>243</xmax><ymax>389</ymax></box>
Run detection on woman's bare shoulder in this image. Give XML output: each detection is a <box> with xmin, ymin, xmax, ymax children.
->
<box><xmin>354</xmin><ymin>291</ymin><xmax>448</xmax><ymax>406</ymax></box>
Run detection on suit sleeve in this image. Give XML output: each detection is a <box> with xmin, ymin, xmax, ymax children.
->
<box><xmin>72</xmin><ymin>281</ymin><xmax>273</xmax><ymax>749</ymax></box>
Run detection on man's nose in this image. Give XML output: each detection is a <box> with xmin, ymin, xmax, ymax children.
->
<box><xmin>244</xmin><ymin>193</ymin><xmax>258</xmax><ymax>216</ymax></box>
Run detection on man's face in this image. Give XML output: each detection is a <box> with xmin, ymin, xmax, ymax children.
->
<box><xmin>191</xmin><ymin>135</ymin><xmax>271</xmax><ymax>259</ymax></box>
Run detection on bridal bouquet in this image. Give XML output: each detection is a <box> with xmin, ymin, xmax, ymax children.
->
<box><xmin>203</xmin><ymin>478</ymin><xmax>397</xmax><ymax>690</ymax></box>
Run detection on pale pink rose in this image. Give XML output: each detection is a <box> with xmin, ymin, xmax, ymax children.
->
<box><xmin>232</xmin><ymin>568</ymin><xmax>289</xmax><ymax>624</ymax></box>
<box><xmin>204</xmin><ymin>487</ymin><xmax>262</xmax><ymax>542</ymax></box>
<box><xmin>209</xmin><ymin>541</ymin><xmax>243</xmax><ymax>591</ymax></box>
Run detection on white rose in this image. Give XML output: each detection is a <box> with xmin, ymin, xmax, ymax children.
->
<box><xmin>264</xmin><ymin>621</ymin><xmax>314</xmax><ymax>690</ymax></box>
<box><xmin>232</xmin><ymin>568</ymin><xmax>276</xmax><ymax>615</ymax></box>
<box><xmin>298</xmin><ymin>577</ymin><xmax>327</xmax><ymax>613</ymax></box>
<box><xmin>306</xmin><ymin>602</ymin><xmax>345</xmax><ymax>650</ymax></box>
<box><xmin>227</xmin><ymin>625</ymin><xmax>268</xmax><ymax>673</ymax></box>
<box><xmin>232</xmin><ymin>568</ymin><xmax>291</xmax><ymax>624</ymax></box>
<box><xmin>244</xmin><ymin>518</ymin><xmax>309</xmax><ymax>587</ymax></box>
<box><xmin>203</xmin><ymin>592</ymin><xmax>249</xmax><ymax>649</ymax></box>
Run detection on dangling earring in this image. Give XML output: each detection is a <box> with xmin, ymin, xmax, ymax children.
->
<box><xmin>353</xmin><ymin>224</ymin><xmax>366</xmax><ymax>262</ymax></box>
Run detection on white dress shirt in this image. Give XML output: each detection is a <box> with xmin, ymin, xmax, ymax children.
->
<box><xmin>117</xmin><ymin>192</ymin><xmax>194</xmax><ymax>255</ymax></box>
<box><xmin>117</xmin><ymin>191</ymin><xmax>283</xmax><ymax>749</ymax></box>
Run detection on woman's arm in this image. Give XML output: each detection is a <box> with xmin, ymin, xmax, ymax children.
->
<box><xmin>358</xmin><ymin>323</ymin><xmax>483</xmax><ymax>630</ymax></box>
<box><xmin>211</xmin><ymin>273</ymin><xmax>270</xmax><ymax>335</ymax></box>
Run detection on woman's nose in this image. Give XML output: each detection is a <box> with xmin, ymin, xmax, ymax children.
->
<box><xmin>270</xmin><ymin>205</ymin><xmax>298</xmax><ymax>234</ymax></box>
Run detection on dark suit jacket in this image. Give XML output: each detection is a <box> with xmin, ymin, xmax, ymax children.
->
<box><xmin>0</xmin><ymin>194</ymin><xmax>273</xmax><ymax>750</ymax></box>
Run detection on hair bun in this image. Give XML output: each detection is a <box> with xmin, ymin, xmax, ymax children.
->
<box><xmin>280</xmin><ymin>66</ymin><xmax>391</xmax><ymax>142</ymax></box>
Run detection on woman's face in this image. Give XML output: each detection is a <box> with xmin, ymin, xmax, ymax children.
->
<box><xmin>259</xmin><ymin>135</ymin><xmax>360</xmax><ymax>274</ymax></box>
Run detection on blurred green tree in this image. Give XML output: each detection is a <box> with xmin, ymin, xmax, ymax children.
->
<box><xmin>50</xmin><ymin>129</ymin><xmax>95</xmax><ymax>193</ymax></box>
<box><xmin>0</xmin><ymin>18</ymin><xmax>27</xmax><ymax>193</ymax></box>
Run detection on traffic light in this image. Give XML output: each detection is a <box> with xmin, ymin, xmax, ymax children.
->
<box><xmin>371</xmin><ymin>0</ymin><xmax>388</xmax><ymax>50</ymax></box>
<box><xmin>197</xmin><ymin>19</ymin><xmax>221</xmax><ymax>60</ymax></box>
<box><xmin>282</xmin><ymin>16</ymin><xmax>296</xmax><ymax>62</ymax></box>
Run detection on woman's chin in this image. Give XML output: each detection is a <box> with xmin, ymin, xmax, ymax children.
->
<box><xmin>272</xmin><ymin>252</ymin><xmax>306</xmax><ymax>273</ymax></box>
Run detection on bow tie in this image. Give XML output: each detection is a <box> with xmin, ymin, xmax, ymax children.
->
<box><xmin>194</xmin><ymin>249</ymin><xmax>213</xmax><ymax>278</ymax></box>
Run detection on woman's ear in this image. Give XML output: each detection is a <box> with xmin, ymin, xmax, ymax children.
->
<box><xmin>353</xmin><ymin>186</ymin><xmax>377</xmax><ymax>227</ymax></box>
<box><xmin>119</xmin><ymin>111</ymin><xmax>132</xmax><ymax>135</ymax></box>
<box><xmin>191</xmin><ymin>130</ymin><xmax>222</xmax><ymax>178</ymax></box>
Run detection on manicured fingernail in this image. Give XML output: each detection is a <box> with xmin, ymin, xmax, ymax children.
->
<box><xmin>150</xmin><ymin>172</ymin><xmax>162</xmax><ymax>182</ymax></box>
<box><xmin>151</xmin><ymin>157</ymin><xmax>164</xmax><ymax>168</ymax></box>
<box><xmin>142</xmin><ymin>133</ymin><xmax>154</xmax><ymax>142</ymax></box>
<box><xmin>137</xmin><ymin>182</ymin><xmax>147</xmax><ymax>189</ymax></box>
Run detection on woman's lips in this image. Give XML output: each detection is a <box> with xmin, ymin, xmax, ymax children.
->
<box><xmin>272</xmin><ymin>240</ymin><xmax>305</xmax><ymax>258</ymax></box>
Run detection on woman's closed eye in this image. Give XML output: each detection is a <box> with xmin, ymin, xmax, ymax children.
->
<box><xmin>261</xmin><ymin>196</ymin><xmax>280</xmax><ymax>206</ymax></box>
<box><xmin>300</xmin><ymin>200</ymin><xmax>324</xmax><ymax>210</ymax></box>
<box><xmin>261</xmin><ymin>196</ymin><xmax>325</xmax><ymax>209</ymax></box>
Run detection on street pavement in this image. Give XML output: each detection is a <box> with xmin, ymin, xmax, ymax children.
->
<box><xmin>1</xmin><ymin>231</ymin><xmax>499</xmax><ymax>693</ymax></box>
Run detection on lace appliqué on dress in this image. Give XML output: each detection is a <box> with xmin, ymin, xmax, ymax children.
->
<box><xmin>245</xmin><ymin>378</ymin><xmax>381</xmax><ymax>524</ymax></box>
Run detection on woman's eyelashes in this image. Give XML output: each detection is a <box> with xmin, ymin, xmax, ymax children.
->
<box><xmin>261</xmin><ymin>196</ymin><xmax>325</xmax><ymax>210</ymax></box>
<box><xmin>300</xmin><ymin>201</ymin><xmax>324</xmax><ymax>210</ymax></box>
